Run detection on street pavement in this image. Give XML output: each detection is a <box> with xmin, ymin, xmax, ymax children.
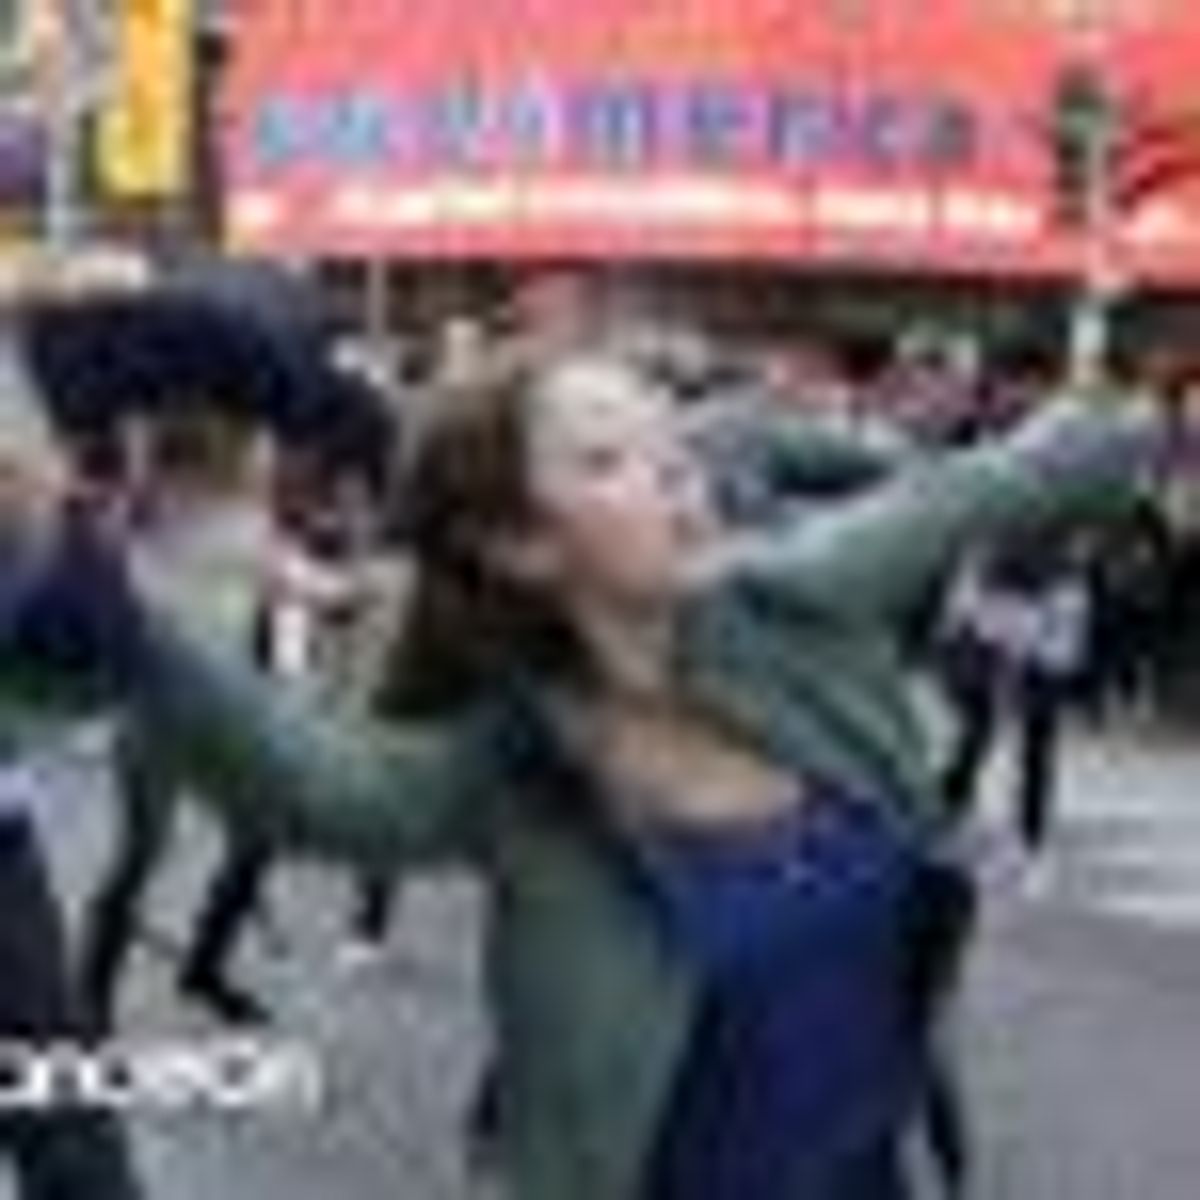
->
<box><xmin>960</xmin><ymin>716</ymin><xmax>1200</xmax><ymax>1200</ymax></box>
<box><xmin>2</xmin><ymin>712</ymin><xmax>1199</xmax><ymax>1200</ymax></box>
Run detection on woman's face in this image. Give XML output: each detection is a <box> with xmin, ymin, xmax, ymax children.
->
<box><xmin>520</xmin><ymin>358</ymin><xmax>719</xmax><ymax>610</ymax></box>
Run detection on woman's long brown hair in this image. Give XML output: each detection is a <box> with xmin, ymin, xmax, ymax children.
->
<box><xmin>378</xmin><ymin>347</ymin><xmax>589</xmax><ymax>717</ymax></box>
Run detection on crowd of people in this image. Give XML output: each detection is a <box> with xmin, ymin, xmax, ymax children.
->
<box><xmin>0</xmin><ymin>282</ymin><xmax>1196</xmax><ymax>1200</ymax></box>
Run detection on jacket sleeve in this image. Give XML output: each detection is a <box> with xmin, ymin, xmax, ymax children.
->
<box><xmin>754</xmin><ymin>416</ymin><xmax>912</xmax><ymax>495</ymax></box>
<box><xmin>720</xmin><ymin>400</ymin><xmax>1161</xmax><ymax>622</ymax></box>
<box><xmin>124</xmin><ymin>604</ymin><xmax>499</xmax><ymax>871</ymax></box>
<box><xmin>689</xmin><ymin>406</ymin><xmax>910</xmax><ymax>503</ymax></box>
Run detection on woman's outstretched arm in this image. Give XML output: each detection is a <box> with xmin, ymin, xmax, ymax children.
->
<box><xmin>713</xmin><ymin>398</ymin><xmax>1165</xmax><ymax>622</ymax></box>
<box><xmin>687</xmin><ymin>404</ymin><xmax>911</xmax><ymax>505</ymax></box>
<box><xmin>4</xmin><ymin>519</ymin><xmax>499</xmax><ymax>871</ymax></box>
<box><xmin>124</xmin><ymin>602</ymin><xmax>501</xmax><ymax>870</ymax></box>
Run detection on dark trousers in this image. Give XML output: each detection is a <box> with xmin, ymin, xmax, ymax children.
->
<box><xmin>941</xmin><ymin>652</ymin><xmax>1064</xmax><ymax>854</ymax></box>
<box><xmin>922</xmin><ymin>1048</ymin><xmax>971</xmax><ymax>1199</ymax></box>
<box><xmin>80</xmin><ymin>724</ymin><xmax>271</xmax><ymax>1028</ymax></box>
<box><xmin>79</xmin><ymin>727</ymin><xmax>177</xmax><ymax>1033</ymax></box>
<box><xmin>349</xmin><ymin>874</ymin><xmax>397</xmax><ymax>944</ymax></box>
<box><xmin>0</xmin><ymin>817</ymin><xmax>143</xmax><ymax>1200</ymax></box>
<box><xmin>178</xmin><ymin>840</ymin><xmax>273</xmax><ymax>999</ymax></box>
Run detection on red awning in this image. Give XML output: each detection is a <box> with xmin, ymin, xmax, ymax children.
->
<box><xmin>219</xmin><ymin>0</ymin><xmax>1200</xmax><ymax>286</ymax></box>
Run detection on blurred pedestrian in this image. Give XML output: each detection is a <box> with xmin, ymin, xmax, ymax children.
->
<box><xmin>0</xmin><ymin>373</ymin><xmax>144</xmax><ymax>1200</ymax></box>
<box><xmin>79</xmin><ymin>409</ymin><xmax>276</xmax><ymax>1028</ymax></box>
<box><xmin>938</xmin><ymin>533</ymin><xmax>1093</xmax><ymax>866</ymax></box>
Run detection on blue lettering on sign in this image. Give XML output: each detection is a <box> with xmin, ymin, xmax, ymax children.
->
<box><xmin>314</xmin><ymin>89</ymin><xmax>397</xmax><ymax>167</ymax></box>
<box><xmin>857</xmin><ymin>94</ymin><xmax>916</xmax><ymax>171</ymax></box>
<box><xmin>922</xmin><ymin>98</ymin><xmax>979</xmax><ymax>169</ymax></box>
<box><xmin>496</xmin><ymin>79</ymin><xmax>558</xmax><ymax>166</ymax></box>
<box><xmin>250</xmin><ymin>95</ymin><xmax>314</xmax><ymax>170</ymax></box>
<box><xmin>417</xmin><ymin>83</ymin><xmax>490</xmax><ymax>168</ymax></box>
<box><xmin>763</xmin><ymin>90</ymin><xmax>844</xmax><ymax>168</ymax></box>
<box><xmin>567</xmin><ymin>82</ymin><xmax>660</xmax><ymax>169</ymax></box>
<box><xmin>679</xmin><ymin>83</ymin><xmax>752</xmax><ymax>167</ymax></box>
<box><xmin>242</xmin><ymin>78</ymin><xmax>993</xmax><ymax>178</ymax></box>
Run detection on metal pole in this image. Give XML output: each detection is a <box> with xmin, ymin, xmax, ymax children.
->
<box><xmin>40</xmin><ymin>0</ymin><xmax>115</xmax><ymax>264</ymax></box>
<box><xmin>1066</xmin><ymin>164</ymin><xmax>1116</xmax><ymax>392</ymax></box>
<box><xmin>1062</xmin><ymin>65</ymin><xmax>1121</xmax><ymax>394</ymax></box>
<box><xmin>365</xmin><ymin>257</ymin><xmax>391</xmax><ymax>354</ymax></box>
<box><xmin>41</xmin><ymin>0</ymin><xmax>84</xmax><ymax>262</ymax></box>
<box><xmin>1063</xmin><ymin>10</ymin><xmax>1119</xmax><ymax>393</ymax></box>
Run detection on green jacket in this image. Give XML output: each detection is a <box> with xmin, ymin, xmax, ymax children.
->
<box><xmin>51</xmin><ymin>412</ymin><xmax>1147</xmax><ymax>1200</ymax></box>
<box><xmin>0</xmin><ymin>646</ymin><xmax>111</xmax><ymax>765</ymax></box>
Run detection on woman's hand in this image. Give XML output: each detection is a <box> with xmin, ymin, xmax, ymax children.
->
<box><xmin>1004</xmin><ymin>395</ymin><xmax>1166</xmax><ymax>490</ymax></box>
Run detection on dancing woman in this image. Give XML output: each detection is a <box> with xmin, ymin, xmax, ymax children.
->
<box><xmin>7</xmin><ymin>347</ymin><xmax>1162</xmax><ymax>1200</ymax></box>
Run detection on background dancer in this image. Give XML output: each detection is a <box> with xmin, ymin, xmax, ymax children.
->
<box><xmin>0</xmin><ymin>373</ymin><xmax>143</xmax><ymax>1200</ymax></box>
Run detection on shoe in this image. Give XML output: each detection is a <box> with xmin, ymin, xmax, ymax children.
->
<box><xmin>465</xmin><ymin>1073</ymin><xmax>502</xmax><ymax>1181</ymax></box>
<box><xmin>178</xmin><ymin>970</ymin><xmax>271</xmax><ymax>1026</ymax></box>
<box><xmin>1015</xmin><ymin>855</ymin><xmax>1057</xmax><ymax>903</ymax></box>
<box><xmin>333</xmin><ymin>936</ymin><xmax>389</xmax><ymax>975</ymax></box>
<box><xmin>976</xmin><ymin>837</ymin><xmax>1028</xmax><ymax>893</ymax></box>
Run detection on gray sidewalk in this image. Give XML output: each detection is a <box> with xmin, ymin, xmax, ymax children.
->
<box><xmin>6</xmin><ymin>718</ymin><xmax>1200</xmax><ymax>1199</ymax></box>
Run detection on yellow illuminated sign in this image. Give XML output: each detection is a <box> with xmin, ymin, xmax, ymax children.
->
<box><xmin>97</xmin><ymin>0</ymin><xmax>193</xmax><ymax>199</ymax></box>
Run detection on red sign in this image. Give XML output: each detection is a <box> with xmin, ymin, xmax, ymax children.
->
<box><xmin>221</xmin><ymin>0</ymin><xmax>1200</xmax><ymax>284</ymax></box>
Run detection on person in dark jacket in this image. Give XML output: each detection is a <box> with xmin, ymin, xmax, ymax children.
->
<box><xmin>0</xmin><ymin>385</ymin><xmax>143</xmax><ymax>1200</ymax></box>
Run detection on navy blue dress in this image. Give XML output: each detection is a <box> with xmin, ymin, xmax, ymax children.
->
<box><xmin>641</xmin><ymin>789</ymin><xmax>926</xmax><ymax>1200</ymax></box>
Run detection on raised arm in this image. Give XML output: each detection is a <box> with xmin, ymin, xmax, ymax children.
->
<box><xmin>3</xmin><ymin>520</ymin><xmax>498</xmax><ymax>871</ymax></box>
<box><xmin>687</xmin><ymin>404</ymin><xmax>911</xmax><ymax>513</ymax></box>
<box><xmin>717</xmin><ymin>399</ymin><xmax>1162</xmax><ymax>622</ymax></box>
<box><xmin>122</xmin><ymin>605</ymin><xmax>500</xmax><ymax>871</ymax></box>
<box><xmin>0</xmin><ymin>364</ymin><xmax>492</xmax><ymax>866</ymax></box>
<box><xmin>752</xmin><ymin>414</ymin><xmax>912</xmax><ymax>496</ymax></box>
